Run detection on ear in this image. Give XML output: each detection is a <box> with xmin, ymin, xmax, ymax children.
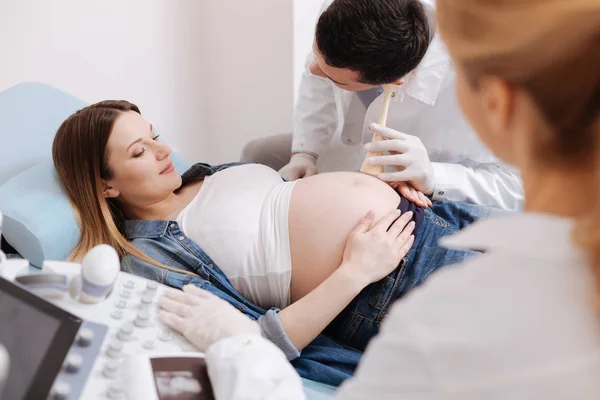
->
<box><xmin>309</xmin><ymin>60</ymin><xmax>327</xmax><ymax>78</ymax></box>
<box><xmin>479</xmin><ymin>76</ymin><xmax>515</xmax><ymax>138</ymax></box>
<box><xmin>391</xmin><ymin>78</ymin><xmax>406</xmax><ymax>86</ymax></box>
<box><xmin>101</xmin><ymin>180</ymin><xmax>120</xmax><ymax>199</ymax></box>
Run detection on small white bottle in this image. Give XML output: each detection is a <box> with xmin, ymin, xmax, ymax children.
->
<box><xmin>79</xmin><ymin>244</ymin><xmax>120</xmax><ymax>304</ymax></box>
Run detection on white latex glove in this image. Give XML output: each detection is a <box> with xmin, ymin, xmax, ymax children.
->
<box><xmin>365</xmin><ymin>123</ymin><xmax>435</xmax><ymax>195</ymax></box>
<box><xmin>158</xmin><ymin>284</ymin><xmax>260</xmax><ymax>352</ymax></box>
<box><xmin>278</xmin><ymin>153</ymin><xmax>318</xmax><ymax>181</ymax></box>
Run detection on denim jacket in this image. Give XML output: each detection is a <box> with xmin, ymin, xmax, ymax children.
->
<box><xmin>122</xmin><ymin>162</ymin><xmax>362</xmax><ymax>387</ymax></box>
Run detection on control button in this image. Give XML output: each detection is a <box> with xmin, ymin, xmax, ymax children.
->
<box><xmin>123</xmin><ymin>280</ymin><xmax>136</xmax><ymax>289</ymax></box>
<box><xmin>143</xmin><ymin>340</ymin><xmax>156</xmax><ymax>350</ymax></box>
<box><xmin>107</xmin><ymin>341</ymin><xmax>124</xmax><ymax>358</ymax></box>
<box><xmin>111</xmin><ymin>310</ymin><xmax>124</xmax><ymax>320</ymax></box>
<box><xmin>158</xmin><ymin>328</ymin><xmax>173</xmax><ymax>342</ymax></box>
<box><xmin>50</xmin><ymin>381</ymin><xmax>70</xmax><ymax>400</ymax></box>
<box><xmin>64</xmin><ymin>354</ymin><xmax>83</xmax><ymax>373</ymax></box>
<box><xmin>107</xmin><ymin>381</ymin><xmax>126</xmax><ymax>399</ymax></box>
<box><xmin>134</xmin><ymin>310</ymin><xmax>151</xmax><ymax>328</ymax></box>
<box><xmin>77</xmin><ymin>328</ymin><xmax>94</xmax><ymax>347</ymax></box>
<box><xmin>115</xmin><ymin>300</ymin><xmax>127</xmax><ymax>309</ymax></box>
<box><xmin>146</xmin><ymin>282</ymin><xmax>158</xmax><ymax>292</ymax></box>
<box><xmin>119</xmin><ymin>290</ymin><xmax>132</xmax><ymax>299</ymax></box>
<box><xmin>141</xmin><ymin>294</ymin><xmax>154</xmax><ymax>305</ymax></box>
<box><xmin>117</xmin><ymin>323</ymin><xmax>135</xmax><ymax>341</ymax></box>
<box><xmin>102</xmin><ymin>360</ymin><xmax>121</xmax><ymax>379</ymax></box>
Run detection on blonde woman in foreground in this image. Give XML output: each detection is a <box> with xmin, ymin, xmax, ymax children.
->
<box><xmin>158</xmin><ymin>0</ymin><xmax>600</xmax><ymax>398</ymax></box>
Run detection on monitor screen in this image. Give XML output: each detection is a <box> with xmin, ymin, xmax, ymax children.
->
<box><xmin>0</xmin><ymin>277</ymin><xmax>81</xmax><ymax>400</ymax></box>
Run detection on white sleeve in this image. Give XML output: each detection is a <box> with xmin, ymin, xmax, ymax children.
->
<box><xmin>291</xmin><ymin>1</ymin><xmax>339</xmax><ymax>158</ymax></box>
<box><xmin>430</xmin><ymin>162</ymin><xmax>524</xmax><ymax>211</ymax></box>
<box><xmin>205</xmin><ymin>335</ymin><xmax>306</xmax><ymax>400</ymax></box>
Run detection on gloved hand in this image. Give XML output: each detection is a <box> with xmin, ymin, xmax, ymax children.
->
<box><xmin>365</xmin><ymin>123</ymin><xmax>435</xmax><ymax>195</ymax></box>
<box><xmin>158</xmin><ymin>284</ymin><xmax>260</xmax><ymax>352</ymax></box>
<box><xmin>278</xmin><ymin>153</ymin><xmax>318</xmax><ymax>181</ymax></box>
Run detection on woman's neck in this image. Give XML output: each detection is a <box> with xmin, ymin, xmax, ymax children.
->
<box><xmin>523</xmin><ymin>166</ymin><xmax>596</xmax><ymax>218</ymax></box>
<box><xmin>127</xmin><ymin>193</ymin><xmax>182</xmax><ymax>221</ymax></box>
<box><xmin>126</xmin><ymin>180</ymin><xmax>204</xmax><ymax>221</ymax></box>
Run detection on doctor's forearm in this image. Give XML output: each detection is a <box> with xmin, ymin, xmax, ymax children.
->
<box><xmin>431</xmin><ymin>162</ymin><xmax>524</xmax><ymax>211</ymax></box>
<box><xmin>278</xmin><ymin>266</ymin><xmax>365</xmax><ymax>351</ymax></box>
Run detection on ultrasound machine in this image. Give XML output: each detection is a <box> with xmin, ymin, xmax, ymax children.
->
<box><xmin>0</xmin><ymin>212</ymin><xmax>204</xmax><ymax>400</ymax></box>
<box><xmin>0</xmin><ymin>259</ymin><xmax>198</xmax><ymax>400</ymax></box>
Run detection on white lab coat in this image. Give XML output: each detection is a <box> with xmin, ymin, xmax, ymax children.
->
<box><xmin>205</xmin><ymin>213</ymin><xmax>600</xmax><ymax>399</ymax></box>
<box><xmin>293</xmin><ymin>0</ymin><xmax>523</xmax><ymax>211</ymax></box>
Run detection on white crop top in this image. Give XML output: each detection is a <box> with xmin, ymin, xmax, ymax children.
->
<box><xmin>176</xmin><ymin>164</ymin><xmax>297</xmax><ymax>309</ymax></box>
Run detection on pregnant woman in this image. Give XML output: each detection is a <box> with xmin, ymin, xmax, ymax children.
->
<box><xmin>52</xmin><ymin>101</ymin><xmax>486</xmax><ymax>371</ymax></box>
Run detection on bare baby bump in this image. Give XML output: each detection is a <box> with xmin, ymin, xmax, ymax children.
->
<box><xmin>288</xmin><ymin>172</ymin><xmax>401</xmax><ymax>302</ymax></box>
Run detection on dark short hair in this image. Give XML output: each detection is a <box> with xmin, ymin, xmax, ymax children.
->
<box><xmin>316</xmin><ymin>0</ymin><xmax>430</xmax><ymax>85</ymax></box>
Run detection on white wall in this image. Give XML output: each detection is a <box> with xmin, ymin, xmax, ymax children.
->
<box><xmin>198</xmin><ymin>0</ymin><xmax>294</xmax><ymax>163</ymax></box>
<box><xmin>293</xmin><ymin>0</ymin><xmax>325</xmax><ymax>103</ymax></box>
<box><xmin>0</xmin><ymin>0</ymin><xmax>294</xmax><ymax>164</ymax></box>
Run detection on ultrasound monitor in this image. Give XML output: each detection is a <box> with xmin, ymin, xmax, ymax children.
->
<box><xmin>0</xmin><ymin>276</ymin><xmax>106</xmax><ymax>400</ymax></box>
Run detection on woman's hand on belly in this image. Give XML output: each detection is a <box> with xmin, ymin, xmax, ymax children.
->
<box><xmin>278</xmin><ymin>208</ymin><xmax>416</xmax><ymax>351</ymax></box>
<box><xmin>339</xmin><ymin>209</ymin><xmax>416</xmax><ymax>287</ymax></box>
<box><xmin>288</xmin><ymin>171</ymin><xmax>404</xmax><ymax>301</ymax></box>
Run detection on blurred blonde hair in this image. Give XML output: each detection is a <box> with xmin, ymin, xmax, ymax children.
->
<box><xmin>437</xmin><ymin>0</ymin><xmax>600</xmax><ymax>287</ymax></box>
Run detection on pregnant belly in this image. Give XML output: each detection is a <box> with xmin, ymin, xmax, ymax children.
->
<box><xmin>288</xmin><ymin>172</ymin><xmax>400</xmax><ymax>302</ymax></box>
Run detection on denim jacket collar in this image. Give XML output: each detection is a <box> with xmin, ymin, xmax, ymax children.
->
<box><xmin>125</xmin><ymin>220</ymin><xmax>170</xmax><ymax>240</ymax></box>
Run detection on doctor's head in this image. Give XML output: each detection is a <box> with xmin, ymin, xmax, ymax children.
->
<box><xmin>310</xmin><ymin>0</ymin><xmax>431</xmax><ymax>92</ymax></box>
<box><xmin>52</xmin><ymin>101</ymin><xmax>181</xmax><ymax>262</ymax></box>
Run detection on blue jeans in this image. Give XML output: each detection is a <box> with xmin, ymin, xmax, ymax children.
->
<box><xmin>292</xmin><ymin>334</ymin><xmax>363</xmax><ymax>387</ymax></box>
<box><xmin>323</xmin><ymin>200</ymin><xmax>490</xmax><ymax>352</ymax></box>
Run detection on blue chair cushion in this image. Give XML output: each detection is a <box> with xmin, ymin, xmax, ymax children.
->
<box><xmin>0</xmin><ymin>163</ymin><xmax>79</xmax><ymax>267</ymax></box>
<box><xmin>0</xmin><ymin>82</ymin><xmax>86</xmax><ymax>186</ymax></box>
<box><xmin>302</xmin><ymin>378</ymin><xmax>336</xmax><ymax>399</ymax></box>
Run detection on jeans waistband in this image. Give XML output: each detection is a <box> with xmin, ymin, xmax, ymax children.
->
<box><xmin>397</xmin><ymin>197</ymin><xmax>425</xmax><ymax>233</ymax></box>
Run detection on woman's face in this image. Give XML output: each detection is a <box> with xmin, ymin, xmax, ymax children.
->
<box><xmin>103</xmin><ymin>111</ymin><xmax>182</xmax><ymax>207</ymax></box>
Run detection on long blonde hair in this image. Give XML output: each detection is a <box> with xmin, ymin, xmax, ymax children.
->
<box><xmin>52</xmin><ymin>101</ymin><xmax>198</xmax><ymax>276</ymax></box>
<box><xmin>437</xmin><ymin>1</ymin><xmax>600</xmax><ymax>282</ymax></box>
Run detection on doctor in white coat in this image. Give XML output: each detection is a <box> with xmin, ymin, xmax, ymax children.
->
<box><xmin>242</xmin><ymin>0</ymin><xmax>523</xmax><ymax>210</ymax></box>
<box><xmin>161</xmin><ymin>0</ymin><xmax>600</xmax><ymax>398</ymax></box>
